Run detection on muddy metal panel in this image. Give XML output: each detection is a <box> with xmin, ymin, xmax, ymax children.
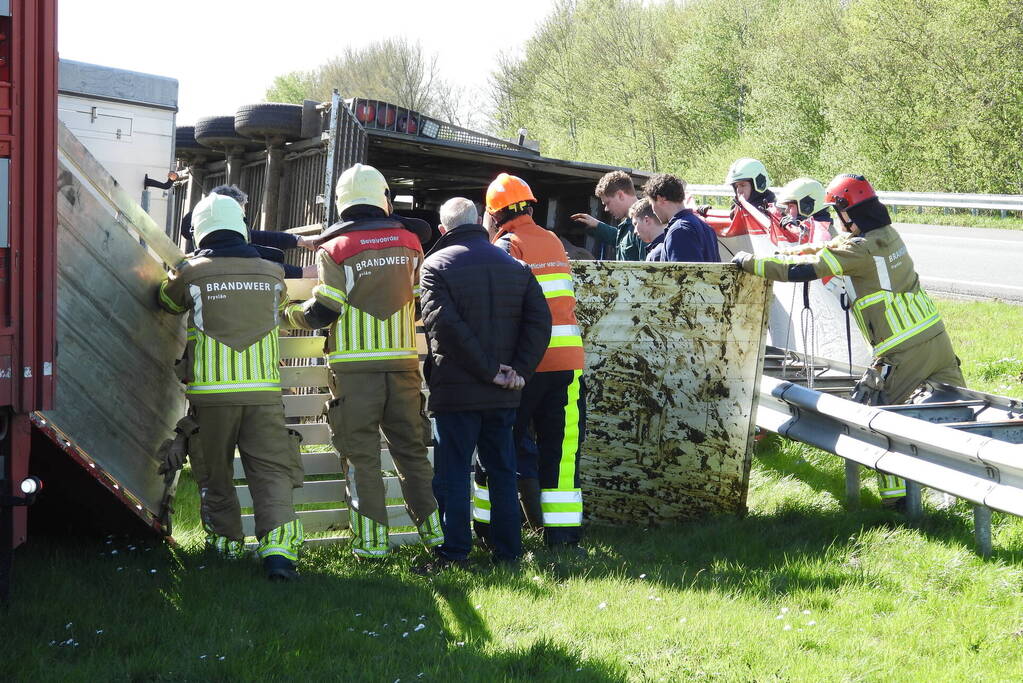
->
<box><xmin>573</xmin><ymin>262</ymin><xmax>770</xmax><ymax>524</ymax></box>
<box><xmin>45</xmin><ymin>121</ymin><xmax>186</xmax><ymax>530</ymax></box>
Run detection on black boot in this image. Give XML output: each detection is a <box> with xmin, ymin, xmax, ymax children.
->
<box><xmin>264</xmin><ymin>555</ymin><xmax>299</xmax><ymax>582</ymax></box>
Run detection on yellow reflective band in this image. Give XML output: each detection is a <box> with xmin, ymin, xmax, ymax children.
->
<box><xmin>558</xmin><ymin>370</ymin><xmax>583</xmax><ymax>493</ymax></box>
<box><xmin>549</xmin><ymin>335</ymin><xmax>583</xmax><ymax>349</ymax></box>
<box><xmin>314</xmin><ymin>284</ymin><xmax>347</xmax><ymax>307</ymax></box>
<box><xmin>159</xmin><ymin>281</ymin><xmax>186</xmax><ymax>313</ymax></box>
<box><xmin>873</xmin><ymin>311</ymin><xmax>942</xmax><ymax>355</ymax></box>
<box><xmin>536</xmin><ymin>273</ymin><xmax>575</xmax><ymax>298</ymax></box>
<box><xmin>819</xmin><ymin>249</ymin><xmax>843</xmax><ymax>276</ymax></box>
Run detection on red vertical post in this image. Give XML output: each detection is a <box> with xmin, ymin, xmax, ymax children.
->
<box><xmin>0</xmin><ymin>0</ymin><xmax>58</xmax><ymax>553</ymax></box>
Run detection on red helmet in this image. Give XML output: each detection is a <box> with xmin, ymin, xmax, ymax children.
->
<box><xmin>824</xmin><ymin>174</ymin><xmax>876</xmax><ymax>211</ymax></box>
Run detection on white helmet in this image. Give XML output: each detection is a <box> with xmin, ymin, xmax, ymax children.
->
<box><xmin>192</xmin><ymin>193</ymin><xmax>248</xmax><ymax>247</ymax></box>
<box><xmin>724</xmin><ymin>158</ymin><xmax>770</xmax><ymax>193</ymax></box>
<box><xmin>335</xmin><ymin>163</ymin><xmax>389</xmax><ymax>215</ymax></box>
<box><xmin>776</xmin><ymin>177</ymin><xmax>827</xmax><ymax>217</ymax></box>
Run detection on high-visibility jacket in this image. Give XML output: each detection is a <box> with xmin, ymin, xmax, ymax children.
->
<box><xmin>494</xmin><ymin>215</ymin><xmax>584</xmax><ymax>373</ymax></box>
<box><xmin>158</xmin><ymin>256</ymin><xmax>288</xmax><ymax>406</ymax></box>
<box><xmin>286</xmin><ymin>217</ymin><xmax>423</xmax><ymax>374</ymax></box>
<box><xmin>740</xmin><ymin>225</ymin><xmax>947</xmax><ymax>358</ymax></box>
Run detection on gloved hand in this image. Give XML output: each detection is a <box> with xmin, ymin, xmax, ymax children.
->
<box><xmin>780</xmin><ymin>215</ymin><xmax>800</xmax><ymax>230</ymax></box>
<box><xmin>156</xmin><ymin>433</ymin><xmax>188</xmax><ymax>478</ymax></box>
<box><xmin>731</xmin><ymin>251</ymin><xmax>753</xmax><ymax>266</ymax></box>
<box><xmin>695</xmin><ymin>204</ymin><xmax>712</xmax><ymax>217</ymax></box>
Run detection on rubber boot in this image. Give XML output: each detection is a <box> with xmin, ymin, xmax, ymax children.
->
<box><xmin>518</xmin><ymin>478</ymin><xmax>544</xmax><ymax>531</ymax></box>
<box><xmin>264</xmin><ymin>555</ymin><xmax>299</xmax><ymax>582</ymax></box>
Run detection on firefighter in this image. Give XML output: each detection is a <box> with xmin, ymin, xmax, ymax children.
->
<box><xmin>731</xmin><ymin>174</ymin><xmax>965</xmax><ymax>508</ymax></box>
<box><xmin>476</xmin><ymin>173</ymin><xmax>586</xmax><ymax>548</ymax></box>
<box><xmin>157</xmin><ymin>193</ymin><xmax>304</xmax><ymax>581</ymax></box>
<box><xmin>723</xmin><ymin>158</ymin><xmax>776</xmax><ymax>216</ymax></box>
<box><xmin>284</xmin><ymin>163</ymin><xmax>442</xmax><ymax>558</ymax></box>
<box><xmin>773</xmin><ymin>177</ymin><xmax>835</xmax><ymax>246</ymax></box>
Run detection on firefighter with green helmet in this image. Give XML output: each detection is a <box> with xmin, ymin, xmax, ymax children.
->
<box><xmin>732</xmin><ymin>174</ymin><xmax>965</xmax><ymax>509</ymax></box>
<box><xmin>158</xmin><ymin>193</ymin><xmax>304</xmax><ymax>580</ymax></box>
<box><xmin>284</xmin><ymin>163</ymin><xmax>442</xmax><ymax>559</ymax></box>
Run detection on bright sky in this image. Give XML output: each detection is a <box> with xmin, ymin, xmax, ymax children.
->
<box><xmin>58</xmin><ymin>0</ymin><xmax>557</xmax><ymax>124</ymax></box>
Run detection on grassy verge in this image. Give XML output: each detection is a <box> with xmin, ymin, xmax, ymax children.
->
<box><xmin>3</xmin><ymin>304</ymin><xmax>1022</xmax><ymax>682</ymax></box>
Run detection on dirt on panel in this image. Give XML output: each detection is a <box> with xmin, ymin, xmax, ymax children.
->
<box><xmin>573</xmin><ymin>261</ymin><xmax>770</xmax><ymax>525</ymax></box>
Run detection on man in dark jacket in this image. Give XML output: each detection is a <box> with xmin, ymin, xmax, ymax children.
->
<box><xmin>644</xmin><ymin>174</ymin><xmax>721</xmax><ymax>263</ymax></box>
<box><xmin>418</xmin><ymin>197</ymin><xmax>551</xmax><ymax>570</ymax></box>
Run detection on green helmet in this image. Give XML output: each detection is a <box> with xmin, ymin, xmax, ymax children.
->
<box><xmin>192</xmin><ymin>193</ymin><xmax>248</xmax><ymax>247</ymax></box>
<box><xmin>725</xmin><ymin>158</ymin><xmax>770</xmax><ymax>193</ymax></box>
<box><xmin>776</xmin><ymin>177</ymin><xmax>827</xmax><ymax>218</ymax></box>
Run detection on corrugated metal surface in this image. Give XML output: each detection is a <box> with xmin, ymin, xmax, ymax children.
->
<box><xmin>47</xmin><ymin>121</ymin><xmax>186</xmax><ymax>531</ymax></box>
<box><xmin>572</xmin><ymin>262</ymin><xmax>770</xmax><ymax>524</ymax></box>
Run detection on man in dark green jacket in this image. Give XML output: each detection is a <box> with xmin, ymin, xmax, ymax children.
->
<box><xmin>571</xmin><ymin>170</ymin><xmax>646</xmax><ymax>261</ymax></box>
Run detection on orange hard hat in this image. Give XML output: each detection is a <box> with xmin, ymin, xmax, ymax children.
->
<box><xmin>486</xmin><ymin>173</ymin><xmax>536</xmax><ymax>213</ymax></box>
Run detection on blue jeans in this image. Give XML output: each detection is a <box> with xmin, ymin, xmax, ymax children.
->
<box><xmin>433</xmin><ymin>408</ymin><xmax>520</xmax><ymax>563</ymax></box>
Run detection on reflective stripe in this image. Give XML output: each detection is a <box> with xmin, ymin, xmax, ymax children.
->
<box><xmin>873</xmin><ymin>311</ymin><xmax>941</xmax><ymax>355</ymax></box>
<box><xmin>560</xmin><ymin>371</ymin><xmax>582</xmax><ymax>489</ymax></box>
<box><xmin>537</xmin><ymin>274</ymin><xmax>575</xmax><ymax>298</ymax></box>
<box><xmin>549</xmin><ymin>325</ymin><xmax>583</xmax><ymax>349</ymax></box>
<box><xmin>188</xmin><ymin>284</ymin><xmax>205</xmax><ymax>330</ymax></box>
<box><xmin>819</xmin><ymin>249</ymin><xmax>843</xmax><ymax>277</ymax></box>
<box><xmin>873</xmin><ymin>256</ymin><xmax>892</xmax><ymax>291</ymax></box>
<box><xmin>314</xmin><ymin>284</ymin><xmax>347</xmax><ymax>307</ymax></box>
<box><xmin>541</xmin><ymin>490</ymin><xmax>582</xmax><ymax>504</ymax></box>
<box><xmin>472</xmin><ymin>484</ymin><xmax>491</xmax><ymax>523</ymax></box>
<box><xmin>543</xmin><ymin>511</ymin><xmax>582</xmax><ymax>526</ymax></box>
<box><xmin>159</xmin><ymin>281</ymin><xmax>185</xmax><ymax>313</ymax></box>
<box><xmin>188</xmin><ymin>383</ymin><xmax>280</xmax><ymax>394</ymax></box>
<box><xmin>753</xmin><ymin>256</ymin><xmax>784</xmax><ymax>278</ymax></box>
<box><xmin>328</xmin><ymin>351</ymin><xmax>418</xmax><ymax>363</ymax></box>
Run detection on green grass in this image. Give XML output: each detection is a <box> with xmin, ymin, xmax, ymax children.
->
<box><xmin>937</xmin><ymin>298</ymin><xmax>1023</xmax><ymax>396</ymax></box>
<box><xmin>3</xmin><ymin>303</ymin><xmax>1023</xmax><ymax>682</ymax></box>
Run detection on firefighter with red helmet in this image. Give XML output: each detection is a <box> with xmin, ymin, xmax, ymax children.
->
<box><xmin>473</xmin><ymin>173</ymin><xmax>586</xmax><ymax>547</ymax></box>
<box><xmin>732</xmin><ymin>174</ymin><xmax>965</xmax><ymax>509</ymax></box>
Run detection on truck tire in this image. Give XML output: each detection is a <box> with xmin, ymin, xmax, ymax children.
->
<box><xmin>175</xmin><ymin>126</ymin><xmax>217</xmax><ymax>160</ymax></box>
<box><xmin>234</xmin><ymin>103</ymin><xmax>303</xmax><ymax>141</ymax></box>
<box><xmin>194</xmin><ymin>115</ymin><xmax>259</xmax><ymax>150</ymax></box>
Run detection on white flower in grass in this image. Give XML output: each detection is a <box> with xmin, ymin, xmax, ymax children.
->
<box><xmin>597</xmin><ymin>602</ymin><xmax>607</xmax><ymax>610</ymax></box>
<box><xmin>779</xmin><ymin>607</ymin><xmax>789</xmax><ymax>614</ymax></box>
<box><xmin>783</xmin><ymin>624</ymin><xmax>792</xmax><ymax>631</ymax></box>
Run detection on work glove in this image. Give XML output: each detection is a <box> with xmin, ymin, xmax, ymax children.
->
<box><xmin>730</xmin><ymin>251</ymin><xmax>753</xmax><ymax>267</ymax></box>
<box><xmin>156</xmin><ymin>433</ymin><xmax>188</xmax><ymax>480</ymax></box>
<box><xmin>780</xmin><ymin>215</ymin><xmax>800</xmax><ymax>230</ymax></box>
<box><xmin>695</xmin><ymin>204</ymin><xmax>712</xmax><ymax>217</ymax></box>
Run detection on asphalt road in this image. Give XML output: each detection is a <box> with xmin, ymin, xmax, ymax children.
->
<box><xmin>893</xmin><ymin>223</ymin><xmax>1023</xmax><ymax>303</ymax></box>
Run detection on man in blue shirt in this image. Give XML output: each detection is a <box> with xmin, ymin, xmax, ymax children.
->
<box><xmin>643</xmin><ymin>174</ymin><xmax>720</xmax><ymax>263</ymax></box>
<box><xmin>627</xmin><ymin>198</ymin><xmax>668</xmax><ymax>262</ymax></box>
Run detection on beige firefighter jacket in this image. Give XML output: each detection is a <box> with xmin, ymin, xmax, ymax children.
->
<box><xmin>285</xmin><ymin>218</ymin><xmax>423</xmax><ymax>374</ymax></box>
<box><xmin>740</xmin><ymin>225</ymin><xmax>947</xmax><ymax>358</ymax></box>
<box><xmin>159</xmin><ymin>256</ymin><xmax>287</xmax><ymax>406</ymax></box>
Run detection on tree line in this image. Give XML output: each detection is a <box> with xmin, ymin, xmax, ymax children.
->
<box><xmin>490</xmin><ymin>0</ymin><xmax>1023</xmax><ymax>194</ymax></box>
<box><xmin>265</xmin><ymin>0</ymin><xmax>1023</xmax><ymax>194</ymax></box>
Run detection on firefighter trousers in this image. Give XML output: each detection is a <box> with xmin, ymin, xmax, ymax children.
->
<box><xmin>191</xmin><ymin>403</ymin><xmax>303</xmax><ymax>558</ymax></box>
<box><xmin>475</xmin><ymin>369</ymin><xmax>585</xmax><ymax>545</ymax></box>
<box><xmin>328</xmin><ymin>370</ymin><xmax>440</xmax><ymax>555</ymax></box>
<box><xmin>855</xmin><ymin>331</ymin><xmax>965</xmax><ymax>501</ymax></box>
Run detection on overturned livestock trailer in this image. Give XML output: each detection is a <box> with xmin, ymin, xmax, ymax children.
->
<box><xmin>171</xmin><ymin>95</ymin><xmax>770</xmax><ymax>538</ymax></box>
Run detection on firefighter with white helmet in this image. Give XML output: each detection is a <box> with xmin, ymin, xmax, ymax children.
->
<box><xmin>284</xmin><ymin>164</ymin><xmax>442</xmax><ymax>558</ymax></box>
<box><xmin>731</xmin><ymin>174</ymin><xmax>965</xmax><ymax>509</ymax></box>
<box><xmin>158</xmin><ymin>193</ymin><xmax>304</xmax><ymax>580</ymax></box>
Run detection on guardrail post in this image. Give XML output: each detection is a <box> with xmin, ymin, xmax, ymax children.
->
<box><xmin>905</xmin><ymin>481</ymin><xmax>922</xmax><ymax>520</ymax></box>
<box><xmin>973</xmin><ymin>505</ymin><xmax>992</xmax><ymax>557</ymax></box>
<box><xmin>844</xmin><ymin>461</ymin><xmax>860</xmax><ymax>509</ymax></box>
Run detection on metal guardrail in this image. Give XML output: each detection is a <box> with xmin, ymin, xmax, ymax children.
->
<box><xmin>687</xmin><ymin>183</ymin><xmax>1023</xmax><ymax>215</ymax></box>
<box><xmin>757</xmin><ymin>375</ymin><xmax>1023</xmax><ymax>556</ymax></box>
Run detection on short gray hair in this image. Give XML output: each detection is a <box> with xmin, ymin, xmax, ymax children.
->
<box><xmin>439</xmin><ymin>197</ymin><xmax>478</xmax><ymax>229</ymax></box>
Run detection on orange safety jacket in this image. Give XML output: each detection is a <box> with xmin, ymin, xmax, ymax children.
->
<box><xmin>494</xmin><ymin>214</ymin><xmax>584</xmax><ymax>373</ymax></box>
